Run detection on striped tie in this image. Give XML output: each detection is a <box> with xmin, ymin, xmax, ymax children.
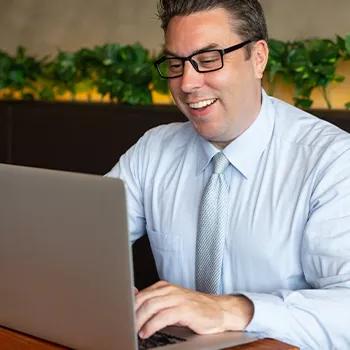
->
<box><xmin>196</xmin><ymin>151</ymin><xmax>230</xmax><ymax>294</ymax></box>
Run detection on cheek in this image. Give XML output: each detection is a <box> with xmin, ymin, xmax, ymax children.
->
<box><xmin>168</xmin><ymin>81</ymin><xmax>182</xmax><ymax>99</ymax></box>
<box><xmin>206</xmin><ymin>67</ymin><xmax>237</xmax><ymax>92</ymax></box>
<box><xmin>207</xmin><ymin>71</ymin><xmax>227</xmax><ymax>87</ymax></box>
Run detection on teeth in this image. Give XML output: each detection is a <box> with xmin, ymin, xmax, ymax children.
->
<box><xmin>189</xmin><ymin>99</ymin><xmax>217</xmax><ymax>109</ymax></box>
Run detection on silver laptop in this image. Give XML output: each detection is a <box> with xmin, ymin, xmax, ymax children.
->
<box><xmin>0</xmin><ymin>163</ymin><xmax>258</xmax><ymax>350</ymax></box>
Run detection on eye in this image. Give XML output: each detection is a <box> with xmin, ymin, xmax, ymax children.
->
<box><xmin>194</xmin><ymin>51</ymin><xmax>221</xmax><ymax>69</ymax></box>
<box><xmin>200</xmin><ymin>58</ymin><xmax>219</xmax><ymax>64</ymax></box>
<box><xmin>167</xmin><ymin>59</ymin><xmax>183</xmax><ymax>72</ymax></box>
<box><xmin>170</xmin><ymin>63</ymin><xmax>181</xmax><ymax>69</ymax></box>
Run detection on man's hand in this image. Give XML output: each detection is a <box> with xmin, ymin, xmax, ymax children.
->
<box><xmin>135</xmin><ymin>281</ymin><xmax>254</xmax><ymax>339</ymax></box>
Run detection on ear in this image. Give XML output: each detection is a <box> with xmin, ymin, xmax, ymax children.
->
<box><xmin>252</xmin><ymin>40</ymin><xmax>269</xmax><ymax>79</ymax></box>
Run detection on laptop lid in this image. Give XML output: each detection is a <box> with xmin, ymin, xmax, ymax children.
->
<box><xmin>0</xmin><ymin>163</ymin><xmax>138</xmax><ymax>350</ymax></box>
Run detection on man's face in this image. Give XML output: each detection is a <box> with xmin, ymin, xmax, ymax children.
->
<box><xmin>165</xmin><ymin>8</ymin><xmax>267</xmax><ymax>147</ymax></box>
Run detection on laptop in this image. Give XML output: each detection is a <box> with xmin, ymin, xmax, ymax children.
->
<box><xmin>0</xmin><ymin>163</ymin><xmax>258</xmax><ymax>350</ymax></box>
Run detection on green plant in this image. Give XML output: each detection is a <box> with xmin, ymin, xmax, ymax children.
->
<box><xmin>265</xmin><ymin>39</ymin><xmax>289</xmax><ymax>96</ymax></box>
<box><xmin>150</xmin><ymin>48</ymin><xmax>169</xmax><ymax>95</ymax></box>
<box><xmin>337</xmin><ymin>34</ymin><xmax>350</xmax><ymax>109</ymax></box>
<box><xmin>266</xmin><ymin>37</ymin><xmax>347</xmax><ymax>109</ymax></box>
<box><xmin>74</xmin><ymin>47</ymin><xmax>99</xmax><ymax>101</ymax></box>
<box><xmin>290</xmin><ymin>39</ymin><xmax>343</xmax><ymax>109</ymax></box>
<box><xmin>0</xmin><ymin>36</ymin><xmax>349</xmax><ymax>107</ymax></box>
<box><xmin>337</xmin><ymin>33</ymin><xmax>350</xmax><ymax>60</ymax></box>
<box><xmin>0</xmin><ymin>50</ymin><xmax>12</xmax><ymax>95</ymax></box>
<box><xmin>0</xmin><ymin>43</ymin><xmax>158</xmax><ymax>105</ymax></box>
<box><xmin>91</xmin><ymin>43</ymin><xmax>153</xmax><ymax>104</ymax></box>
<box><xmin>44</xmin><ymin>50</ymin><xmax>83</xmax><ymax>101</ymax></box>
<box><xmin>0</xmin><ymin>46</ymin><xmax>45</xmax><ymax>100</ymax></box>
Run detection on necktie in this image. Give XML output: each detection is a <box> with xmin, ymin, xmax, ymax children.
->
<box><xmin>196</xmin><ymin>151</ymin><xmax>230</xmax><ymax>294</ymax></box>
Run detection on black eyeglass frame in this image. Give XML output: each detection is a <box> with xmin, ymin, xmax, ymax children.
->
<box><xmin>154</xmin><ymin>39</ymin><xmax>252</xmax><ymax>79</ymax></box>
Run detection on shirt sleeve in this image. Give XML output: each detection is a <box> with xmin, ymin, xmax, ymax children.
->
<box><xmin>105</xmin><ymin>135</ymin><xmax>148</xmax><ymax>243</ymax></box>
<box><xmin>243</xmin><ymin>148</ymin><xmax>350</xmax><ymax>350</ymax></box>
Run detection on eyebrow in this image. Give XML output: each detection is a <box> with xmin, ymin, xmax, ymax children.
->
<box><xmin>163</xmin><ymin>43</ymin><xmax>221</xmax><ymax>57</ymax></box>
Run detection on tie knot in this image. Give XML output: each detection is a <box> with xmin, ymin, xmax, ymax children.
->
<box><xmin>212</xmin><ymin>152</ymin><xmax>229</xmax><ymax>174</ymax></box>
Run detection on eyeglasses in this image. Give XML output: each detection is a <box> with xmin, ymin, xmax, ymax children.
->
<box><xmin>154</xmin><ymin>40</ymin><xmax>252</xmax><ymax>79</ymax></box>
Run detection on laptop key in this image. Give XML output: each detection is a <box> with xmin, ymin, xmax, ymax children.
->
<box><xmin>138</xmin><ymin>331</ymin><xmax>187</xmax><ymax>349</ymax></box>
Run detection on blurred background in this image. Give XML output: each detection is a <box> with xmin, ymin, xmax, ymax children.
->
<box><xmin>0</xmin><ymin>0</ymin><xmax>349</xmax><ymax>108</ymax></box>
<box><xmin>1</xmin><ymin>0</ymin><xmax>349</xmax><ymax>56</ymax></box>
<box><xmin>1</xmin><ymin>0</ymin><xmax>350</xmax><ymax>108</ymax></box>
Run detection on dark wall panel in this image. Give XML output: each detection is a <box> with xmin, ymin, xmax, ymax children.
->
<box><xmin>312</xmin><ymin>109</ymin><xmax>350</xmax><ymax>133</ymax></box>
<box><xmin>10</xmin><ymin>102</ymin><xmax>186</xmax><ymax>175</ymax></box>
<box><xmin>0</xmin><ymin>104</ymin><xmax>10</xmax><ymax>164</ymax></box>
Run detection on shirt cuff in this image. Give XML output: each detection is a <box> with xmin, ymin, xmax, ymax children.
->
<box><xmin>233</xmin><ymin>292</ymin><xmax>310</xmax><ymax>349</ymax></box>
<box><xmin>235</xmin><ymin>292</ymin><xmax>285</xmax><ymax>335</ymax></box>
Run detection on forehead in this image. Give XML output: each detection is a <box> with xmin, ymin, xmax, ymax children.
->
<box><xmin>165</xmin><ymin>8</ymin><xmax>238</xmax><ymax>56</ymax></box>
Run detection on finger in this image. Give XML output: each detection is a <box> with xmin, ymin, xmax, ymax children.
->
<box><xmin>135</xmin><ymin>282</ymin><xmax>175</xmax><ymax>311</ymax></box>
<box><xmin>139</xmin><ymin>280</ymin><xmax>168</xmax><ymax>294</ymax></box>
<box><xmin>136</xmin><ymin>294</ymin><xmax>180</xmax><ymax>332</ymax></box>
<box><xmin>134</xmin><ymin>287</ymin><xmax>139</xmax><ymax>295</ymax></box>
<box><xmin>139</xmin><ymin>307</ymin><xmax>183</xmax><ymax>339</ymax></box>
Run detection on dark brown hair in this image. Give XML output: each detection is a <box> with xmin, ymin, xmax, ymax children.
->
<box><xmin>157</xmin><ymin>0</ymin><xmax>268</xmax><ymax>57</ymax></box>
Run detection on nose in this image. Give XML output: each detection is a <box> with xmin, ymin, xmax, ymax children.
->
<box><xmin>180</xmin><ymin>61</ymin><xmax>204</xmax><ymax>94</ymax></box>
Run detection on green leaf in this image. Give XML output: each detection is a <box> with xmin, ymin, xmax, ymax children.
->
<box><xmin>268</xmin><ymin>40</ymin><xmax>286</xmax><ymax>56</ymax></box>
<box><xmin>337</xmin><ymin>34</ymin><xmax>350</xmax><ymax>60</ymax></box>
<box><xmin>287</xmin><ymin>48</ymin><xmax>308</xmax><ymax>68</ymax></box>
<box><xmin>269</xmin><ymin>63</ymin><xmax>283</xmax><ymax>82</ymax></box>
<box><xmin>57</xmin><ymin>86</ymin><xmax>66</xmax><ymax>95</ymax></box>
<box><xmin>103</xmin><ymin>58</ymin><xmax>113</xmax><ymax>66</ymax></box>
<box><xmin>9</xmin><ymin>70</ymin><xmax>24</xmax><ymax>84</ymax></box>
<box><xmin>336</xmin><ymin>35</ymin><xmax>346</xmax><ymax>51</ymax></box>
<box><xmin>39</xmin><ymin>86</ymin><xmax>55</xmax><ymax>100</ymax></box>
<box><xmin>294</xmin><ymin>66</ymin><xmax>305</xmax><ymax>73</ymax></box>
<box><xmin>152</xmin><ymin>68</ymin><xmax>169</xmax><ymax>94</ymax></box>
<box><xmin>334</xmin><ymin>75</ymin><xmax>345</xmax><ymax>83</ymax></box>
<box><xmin>345</xmin><ymin>102</ymin><xmax>350</xmax><ymax>110</ymax></box>
<box><xmin>294</xmin><ymin>98</ymin><xmax>313</xmax><ymax>109</ymax></box>
<box><xmin>345</xmin><ymin>34</ymin><xmax>350</xmax><ymax>54</ymax></box>
<box><xmin>124</xmin><ymin>85</ymin><xmax>152</xmax><ymax>105</ymax></box>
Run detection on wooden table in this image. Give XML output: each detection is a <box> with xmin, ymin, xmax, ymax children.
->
<box><xmin>0</xmin><ymin>326</ymin><xmax>298</xmax><ymax>349</ymax></box>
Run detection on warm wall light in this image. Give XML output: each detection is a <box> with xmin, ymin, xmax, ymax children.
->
<box><xmin>264</xmin><ymin>61</ymin><xmax>350</xmax><ymax>109</ymax></box>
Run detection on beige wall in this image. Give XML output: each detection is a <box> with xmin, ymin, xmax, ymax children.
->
<box><xmin>260</xmin><ymin>0</ymin><xmax>350</xmax><ymax>41</ymax></box>
<box><xmin>1</xmin><ymin>0</ymin><xmax>349</xmax><ymax>108</ymax></box>
<box><xmin>0</xmin><ymin>0</ymin><xmax>164</xmax><ymax>55</ymax></box>
<box><xmin>0</xmin><ymin>0</ymin><xmax>349</xmax><ymax>56</ymax></box>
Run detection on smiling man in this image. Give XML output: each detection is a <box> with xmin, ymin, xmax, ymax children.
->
<box><xmin>158</xmin><ymin>7</ymin><xmax>266</xmax><ymax>149</ymax></box>
<box><xmin>106</xmin><ymin>1</ymin><xmax>350</xmax><ymax>349</ymax></box>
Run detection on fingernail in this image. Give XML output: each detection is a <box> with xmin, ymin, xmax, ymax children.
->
<box><xmin>139</xmin><ymin>331</ymin><xmax>144</xmax><ymax>339</ymax></box>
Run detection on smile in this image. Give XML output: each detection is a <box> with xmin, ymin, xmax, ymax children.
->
<box><xmin>189</xmin><ymin>99</ymin><xmax>217</xmax><ymax>109</ymax></box>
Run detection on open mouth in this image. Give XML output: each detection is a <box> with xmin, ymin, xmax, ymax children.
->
<box><xmin>189</xmin><ymin>98</ymin><xmax>217</xmax><ymax>111</ymax></box>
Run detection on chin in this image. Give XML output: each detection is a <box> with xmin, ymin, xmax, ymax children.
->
<box><xmin>192</xmin><ymin>123</ymin><xmax>223</xmax><ymax>141</ymax></box>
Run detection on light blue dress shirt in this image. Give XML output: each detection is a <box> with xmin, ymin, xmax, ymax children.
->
<box><xmin>106</xmin><ymin>90</ymin><xmax>350</xmax><ymax>349</ymax></box>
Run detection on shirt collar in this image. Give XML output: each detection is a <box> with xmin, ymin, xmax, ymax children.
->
<box><xmin>197</xmin><ymin>89</ymin><xmax>276</xmax><ymax>179</ymax></box>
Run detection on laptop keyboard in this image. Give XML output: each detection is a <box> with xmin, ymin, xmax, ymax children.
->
<box><xmin>138</xmin><ymin>331</ymin><xmax>187</xmax><ymax>349</ymax></box>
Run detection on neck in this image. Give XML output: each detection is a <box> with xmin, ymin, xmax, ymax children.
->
<box><xmin>211</xmin><ymin>141</ymin><xmax>230</xmax><ymax>150</ymax></box>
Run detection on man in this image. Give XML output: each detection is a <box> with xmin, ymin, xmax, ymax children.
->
<box><xmin>106</xmin><ymin>0</ymin><xmax>350</xmax><ymax>349</ymax></box>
